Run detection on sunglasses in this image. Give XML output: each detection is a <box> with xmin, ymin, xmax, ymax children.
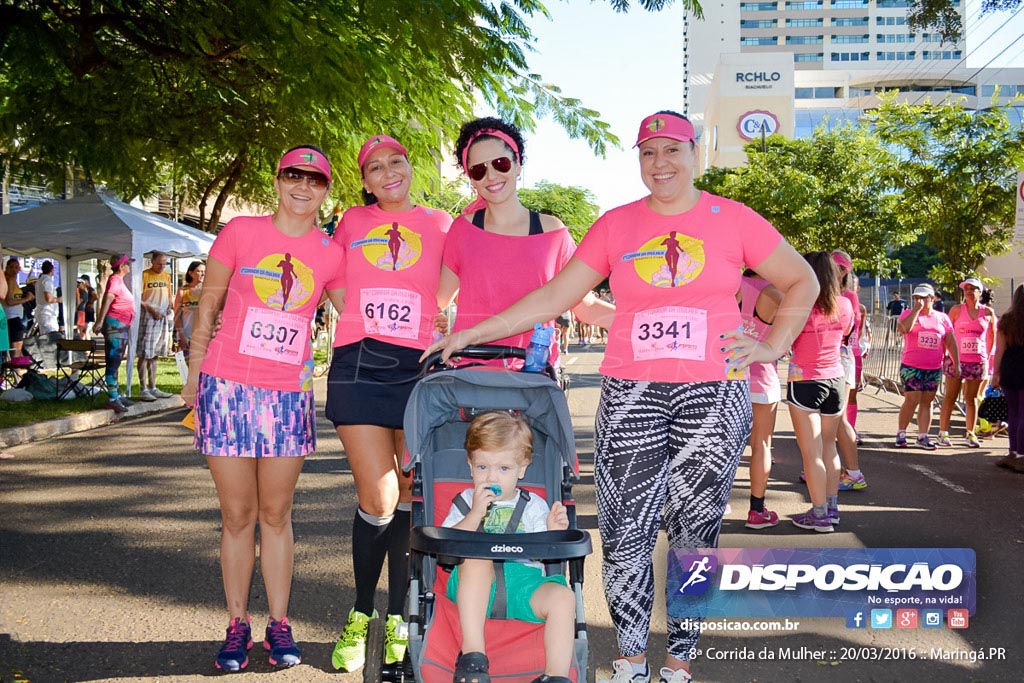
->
<box><xmin>467</xmin><ymin>156</ymin><xmax>513</xmax><ymax>181</ymax></box>
<box><xmin>278</xmin><ymin>168</ymin><xmax>329</xmax><ymax>189</ymax></box>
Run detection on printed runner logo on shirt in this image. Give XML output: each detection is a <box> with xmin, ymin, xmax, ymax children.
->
<box><xmin>621</xmin><ymin>231</ymin><xmax>705</xmax><ymax>287</ymax></box>
<box><xmin>240</xmin><ymin>253</ymin><xmax>314</xmax><ymax>311</ymax></box>
<box><xmin>351</xmin><ymin>222</ymin><xmax>423</xmax><ymax>271</ymax></box>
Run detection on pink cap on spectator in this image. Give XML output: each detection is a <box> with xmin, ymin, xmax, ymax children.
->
<box><xmin>831</xmin><ymin>250</ymin><xmax>853</xmax><ymax>272</ymax></box>
<box><xmin>110</xmin><ymin>254</ymin><xmax>135</xmax><ymax>269</ymax></box>
<box><xmin>635</xmin><ymin>112</ymin><xmax>697</xmax><ymax>147</ymax></box>
<box><xmin>357</xmin><ymin>135</ymin><xmax>408</xmax><ymax>169</ymax></box>
<box><xmin>277</xmin><ymin>147</ymin><xmax>332</xmax><ymax>180</ymax></box>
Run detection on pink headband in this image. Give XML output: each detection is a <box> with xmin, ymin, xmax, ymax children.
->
<box><xmin>460</xmin><ymin>128</ymin><xmax>521</xmax><ymax>173</ymax></box>
<box><xmin>831</xmin><ymin>251</ymin><xmax>852</xmax><ymax>272</ymax></box>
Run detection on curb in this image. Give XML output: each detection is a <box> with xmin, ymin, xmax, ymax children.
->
<box><xmin>0</xmin><ymin>395</ymin><xmax>185</xmax><ymax>449</ymax></box>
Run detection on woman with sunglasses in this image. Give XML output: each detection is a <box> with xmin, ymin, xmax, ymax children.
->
<box><xmin>936</xmin><ymin>277</ymin><xmax>996</xmax><ymax>448</ymax></box>
<box><xmin>327</xmin><ymin>134</ymin><xmax>454</xmax><ymax>674</ymax></box>
<box><xmin>182</xmin><ymin>145</ymin><xmax>346</xmax><ymax>673</ymax></box>
<box><xmin>424</xmin><ymin>110</ymin><xmax>817</xmax><ymax>683</ymax></box>
<box><xmin>894</xmin><ymin>283</ymin><xmax>959</xmax><ymax>450</ymax></box>
<box><xmin>438</xmin><ymin>117</ymin><xmax>610</xmax><ymax>371</ymax></box>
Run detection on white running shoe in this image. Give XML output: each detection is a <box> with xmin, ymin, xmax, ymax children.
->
<box><xmin>659</xmin><ymin>667</ymin><xmax>693</xmax><ymax>683</ymax></box>
<box><xmin>600</xmin><ymin>659</ymin><xmax>650</xmax><ymax>683</ymax></box>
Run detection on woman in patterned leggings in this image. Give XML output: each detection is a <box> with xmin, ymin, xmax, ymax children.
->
<box><xmin>424</xmin><ymin>110</ymin><xmax>818</xmax><ymax>683</ymax></box>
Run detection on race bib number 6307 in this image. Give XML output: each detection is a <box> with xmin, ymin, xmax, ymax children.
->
<box><xmin>631</xmin><ymin>306</ymin><xmax>707</xmax><ymax>361</ymax></box>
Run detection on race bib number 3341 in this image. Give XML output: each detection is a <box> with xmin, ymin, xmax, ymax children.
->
<box><xmin>631</xmin><ymin>306</ymin><xmax>707</xmax><ymax>361</ymax></box>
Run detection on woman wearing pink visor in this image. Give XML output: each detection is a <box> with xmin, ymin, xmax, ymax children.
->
<box><xmin>423</xmin><ymin>110</ymin><xmax>817</xmax><ymax>683</ymax></box>
<box><xmin>326</xmin><ymin>134</ymin><xmax>454</xmax><ymax>673</ymax></box>
<box><xmin>183</xmin><ymin>145</ymin><xmax>346</xmax><ymax>672</ymax></box>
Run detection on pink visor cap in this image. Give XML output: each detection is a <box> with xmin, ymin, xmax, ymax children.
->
<box><xmin>635</xmin><ymin>113</ymin><xmax>697</xmax><ymax>147</ymax></box>
<box><xmin>831</xmin><ymin>250</ymin><xmax>853</xmax><ymax>272</ymax></box>
<box><xmin>357</xmin><ymin>135</ymin><xmax>408</xmax><ymax>169</ymax></box>
<box><xmin>277</xmin><ymin>147</ymin><xmax>332</xmax><ymax>180</ymax></box>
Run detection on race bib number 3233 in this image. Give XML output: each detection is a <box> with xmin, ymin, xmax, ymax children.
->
<box><xmin>631</xmin><ymin>306</ymin><xmax>707</xmax><ymax>362</ymax></box>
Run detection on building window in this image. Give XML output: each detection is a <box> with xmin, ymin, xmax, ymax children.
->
<box><xmin>833</xmin><ymin>17</ymin><xmax>869</xmax><ymax>26</ymax></box>
<box><xmin>815</xmin><ymin>86</ymin><xmax>841</xmax><ymax>97</ymax></box>
<box><xmin>741</xmin><ymin>19</ymin><xmax>779</xmax><ymax>28</ymax></box>
<box><xmin>921</xmin><ymin>33</ymin><xmax>944</xmax><ymax>42</ymax></box>
<box><xmin>877</xmin><ymin>33</ymin><xmax>916</xmax><ymax>43</ymax></box>
<box><xmin>787</xmin><ymin>18</ymin><xmax>824</xmax><ymax>27</ymax></box>
<box><xmin>785</xmin><ymin>1</ymin><xmax>823</xmax><ymax>9</ymax></box>
<box><xmin>787</xmin><ymin>35</ymin><xmax>824</xmax><ymax>44</ymax></box>
<box><xmin>795</xmin><ymin>87</ymin><xmax>815</xmax><ymax>98</ymax></box>
<box><xmin>921</xmin><ymin>50</ymin><xmax>962</xmax><ymax>60</ymax></box>
<box><xmin>794</xmin><ymin>52</ymin><xmax>825</xmax><ymax>62</ymax></box>
<box><xmin>877</xmin><ymin>0</ymin><xmax>911</xmax><ymax>7</ymax></box>
<box><xmin>850</xmin><ymin>86</ymin><xmax>872</xmax><ymax>96</ymax></box>
<box><xmin>832</xmin><ymin>51</ymin><xmax>870</xmax><ymax>61</ymax></box>
<box><xmin>877</xmin><ymin>15</ymin><xmax>909</xmax><ymax>26</ymax></box>
<box><xmin>831</xmin><ymin>0</ymin><xmax>867</xmax><ymax>8</ymax></box>
<box><xmin>740</xmin><ymin>2</ymin><xmax>778</xmax><ymax>9</ymax></box>
<box><xmin>878</xmin><ymin>51</ymin><xmax>915</xmax><ymax>60</ymax></box>
<box><xmin>832</xmin><ymin>34</ymin><xmax>869</xmax><ymax>43</ymax></box>
<box><xmin>741</xmin><ymin>36</ymin><xmax>779</xmax><ymax>45</ymax></box>
<box><xmin>980</xmin><ymin>84</ymin><xmax>996</xmax><ymax>97</ymax></box>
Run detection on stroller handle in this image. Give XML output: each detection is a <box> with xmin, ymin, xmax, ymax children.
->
<box><xmin>420</xmin><ymin>344</ymin><xmax>557</xmax><ymax>382</ymax></box>
<box><xmin>411</xmin><ymin>526</ymin><xmax>592</xmax><ymax>563</ymax></box>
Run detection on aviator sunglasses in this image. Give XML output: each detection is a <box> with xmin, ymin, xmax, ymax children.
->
<box><xmin>278</xmin><ymin>168</ymin><xmax>329</xmax><ymax>189</ymax></box>
<box><xmin>467</xmin><ymin>156</ymin><xmax>513</xmax><ymax>181</ymax></box>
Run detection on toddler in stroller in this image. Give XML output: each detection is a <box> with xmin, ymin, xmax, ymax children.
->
<box><xmin>443</xmin><ymin>411</ymin><xmax>574</xmax><ymax>683</ymax></box>
<box><xmin>403</xmin><ymin>359</ymin><xmax>591</xmax><ymax>683</ymax></box>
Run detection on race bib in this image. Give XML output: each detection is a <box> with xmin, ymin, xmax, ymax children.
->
<box><xmin>960</xmin><ymin>335</ymin><xmax>980</xmax><ymax>356</ymax></box>
<box><xmin>361</xmin><ymin>288</ymin><xmax>421</xmax><ymax>340</ymax></box>
<box><xmin>917</xmin><ymin>331</ymin><xmax>941</xmax><ymax>351</ymax></box>
<box><xmin>239</xmin><ymin>306</ymin><xmax>307</xmax><ymax>365</ymax></box>
<box><xmin>631</xmin><ymin>306</ymin><xmax>707</xmax><ymax>361</ymax></box>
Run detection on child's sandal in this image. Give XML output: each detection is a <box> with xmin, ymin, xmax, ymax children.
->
<box><xmin>454</xmin><ymin>651</ymin><xmax>490</xmax><ymax>683</ymax></box>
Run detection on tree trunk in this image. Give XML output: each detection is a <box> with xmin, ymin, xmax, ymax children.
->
<box><xmin>208</xmin><ymin>150</ymin><xmax>247</xmax><ymax>234</ymax></box>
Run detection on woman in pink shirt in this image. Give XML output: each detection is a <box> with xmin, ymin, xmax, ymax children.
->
<box><xmin>424</xmin><ymin>110</ymin><xmax>818</xmax><ymax>683</ymax></box>
<box><xmin>181</xmin><ymin>146</ymin><xmax>346</xmax><ymax>673</ymax></box>
<box><xmin>92</xmin><ymin>253</ymin><xmax>135</xmax><ymax>413</ymax></box>
<box><xmin>937</xmin><ymin>277</ymin><xmax>996</xmax><ymax>448</ymax></box>
<box><xmin>895</xmin><ymin>284</ymin><xmax>959</xmax><ymax>449</ymax></box>
<box><xmin>787</xmin><ymin>252</ymin><xmax>854</xmax><ymax>533</ymax></box>
<box><xmin>325</xmin><ymin>134</ymin><xmax>453</xmax><ymax>672</ymax></box>
<box><xmin>831</xmin><ymin>251</ymin><xmax>868</xmax><ymax>491</ymax></box>
<box><xmin>438</xmin><ymin>118</ymin><xmax>610</xmax><ymax>371</ymax></box>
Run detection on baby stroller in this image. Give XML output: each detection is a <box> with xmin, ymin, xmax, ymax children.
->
<box><xmin>399</xmin><ymin>346</ymin><xmax>592</xmax><ymax>683</ymax></box>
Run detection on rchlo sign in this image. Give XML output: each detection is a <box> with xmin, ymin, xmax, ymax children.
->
<box><xmin>737</xmin><ymin>110</ymin><xmax>780</xmax><ymax>141</ymax></box>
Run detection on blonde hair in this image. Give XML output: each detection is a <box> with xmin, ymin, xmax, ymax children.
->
<box><xmin>465</xmin><ymin>412</ymin><xmax>533</xmax><ymax>464</ymax></box>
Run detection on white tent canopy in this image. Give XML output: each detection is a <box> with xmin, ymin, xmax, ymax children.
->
<box><xmin>0</xmin><ymin>192</ymin><xmax>215</xmax><ymax>392</ymax></box>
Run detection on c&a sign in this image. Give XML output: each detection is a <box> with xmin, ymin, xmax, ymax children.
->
<box><xmin>737</xmin><ymin>110</ymin><xmax>780</xmax><ymax>141</ymax></box>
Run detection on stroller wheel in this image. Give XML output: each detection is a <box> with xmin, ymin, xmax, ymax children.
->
<box><xmin>381</xmin><ymin>659</ymin><xmax>405</xmax><ymax>683</ymax></box>
<box><xmin>363</xmin><ymin>617</ymin><xmax>385</xmax><ymax>683</ymax></box>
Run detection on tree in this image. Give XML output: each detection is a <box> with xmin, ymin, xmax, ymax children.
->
<box><xmin>0</xmin><ymin>0</ymin><xmax>702</xmax><ymax>231</ymax></box>
<box><xmin>908</xmin><ymin>0</ymin><xmax>1021</xmax><ymax>43</ymax></box>
<box><xmin>519</xmin><ymin>181</ymin><xmax>600</xmax><ymax>243</ymax></box>
<box><xmin>868</xmin><ymin>92</ymin><xmax>1024</xmax><ymax>291</ymax></box>
<box><xmin>695</xmin><ymin>124</ymin><xmax>913</xmax><ymax>275</ymax></box>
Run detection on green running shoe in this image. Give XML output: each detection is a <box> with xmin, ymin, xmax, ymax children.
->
<box><xmin>384</xmin><ymin>614</ymin><xmax>408</xmax><ymax>665</ymax></box>
<box><xmin>332</xmin><ymin>608</ymin><xmax>376</xmax><ymax>672</ymax></box>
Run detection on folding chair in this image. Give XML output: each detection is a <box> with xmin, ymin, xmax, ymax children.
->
<box><xmin>1</xmin><ymin>354</ymin><xmax>41</xmax><ymax>390</ymax></box>
<box><xmin>54</xmin><ymin>339</ymin><xmax>106</xmax><ymax>399</ymax></box>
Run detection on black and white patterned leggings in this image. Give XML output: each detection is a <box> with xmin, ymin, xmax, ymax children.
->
<box><xmin>595</xmin><ymin>377</ymin><xmax>751</xmax><ymax>659</ymax></box>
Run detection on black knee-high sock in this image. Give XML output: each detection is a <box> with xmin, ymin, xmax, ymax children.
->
<box><xmin>352</xmin><ymin>508</ymin><xmax>392</xmax><ymax>616</ymax></box>
<box><xmin>386</xmin><ymin>508</ymin><xmax>411</xmax><ymax>616</ymax></box>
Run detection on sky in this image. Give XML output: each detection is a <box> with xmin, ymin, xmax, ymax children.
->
<box><xmin>505</xmin><ymin>0</ymin><xmax>1024</xmax><ymax>214</ymax></box>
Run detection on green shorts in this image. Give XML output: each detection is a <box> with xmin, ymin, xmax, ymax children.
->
<box><xmin>446</xmin><ymin>561</ymin><xmax>569</xmax><ymax>624</ymax></box>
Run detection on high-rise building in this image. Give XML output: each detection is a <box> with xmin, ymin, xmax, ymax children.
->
<box><xmin>686</xmin><ymin>1</ymin><xmax>1024</xmax><ymax>170</ymax></box>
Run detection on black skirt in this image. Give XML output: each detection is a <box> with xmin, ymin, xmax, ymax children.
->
<box><xmin>324</xmin><ymin>337</ymin><xmax>424</xmax><ymax>429</ymax></box>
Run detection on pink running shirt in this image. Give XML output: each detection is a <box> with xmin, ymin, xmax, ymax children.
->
<box><xmin>899</xmin><ymin>309</ymin><xmax>954</xmax><ymax>370</ymax></box>
<box><xmin>200</xmin><ymin>215</ymin><xmax>345</xmax><ymax>391</ymax></box>
<box><xmin>787</xmin><ymin>297</ymin><xmax>854</xmax><ymax>382</ymax></box>
<box><xmin>951</xmin><ymin>305</ymin><xmax>992</xmax><ymax>363</ymax></box>
<box><xmin>443</xmin><ymin>216</ymin><xmax>575</xmax><ymax>362</ymax></box>
<box><xmin>104</xmin><ymin>273</ymin><xmax>135</xmax><ymax>325</ymax></box>
<box><xmin>573</xmin><ymin>193</ymin><xmax>783</xmax><ymax>383</ymax></box>
<box><xmin>332</xmin><ymin>204</ymin><xmax>452</xmax><ymax>350</ymax></box>
<box><xmin>842</xmin><ymin>290</ymin><xmax>862</xmax><ymax>354</ymax></box>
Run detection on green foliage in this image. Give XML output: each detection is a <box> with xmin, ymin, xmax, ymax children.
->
<box><xmin>519</xmin><ymin>181</ymin><xmax>600</xmax><ymax>243</ymax></box>
<box><xmin>695</xmin><ymin>123</ymin><xmax>911</xmax><ymax>275</ymax></box>
<box><xmin>907</xmin><ymin>0</ymin><xmax>1021</xmax><ymax>43</ymax></box>
<box><xmin>1</xmin><ymin>0</ymin><xmax>692</xmax><ymax>230</ymax></box>
<box><xmin>868</xmin><ymin>92</ymin><xmax>1024</xmax><ymax>291</ymax></box>
<box><xmin>422</xmin><ymin>178</ymin><xmax>472</xmax><ymax>217</ymax></box>
<box><xmin>890</xmin><ymin>234</ymin><xmax>941</xmax><ymax>279</ymax></box>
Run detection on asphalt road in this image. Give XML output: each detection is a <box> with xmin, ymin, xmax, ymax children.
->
<box><xmin>1</xmin><ymin>346</ymin><xmax>1021</xmax><ymax>682</ymax></box>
